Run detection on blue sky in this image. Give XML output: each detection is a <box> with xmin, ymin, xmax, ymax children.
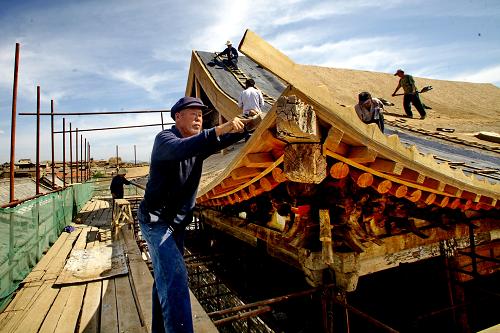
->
<box><xmin>0</xmin><ymin>0</ymin><xmax>499</xmax><ymax>163</ymax></box>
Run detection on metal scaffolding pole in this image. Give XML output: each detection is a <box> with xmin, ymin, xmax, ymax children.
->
<box><xmin>75</xmin><ymin>128</ymin><xmax>79</xmax><ymax>183</ymax></box>
<box><xmin>84</xmin><ymin>138</ymin><xmax>87</xmax><ymax>182</ymax></box>
<box><xmin>36</xmin><ymin>86</ymin><xmax>41</xmax><ymax>195</ymax></box>
<box><xmin>62</xmin><ymin>118</ymin><xmax>66</xmax><ymax>186</ymax></box>
<box><xmin>51</xmin><ymin>100</ymin><xmax>55</xmax><ymax>188</ymax></box>
<box><xmin>19</xmin><ymin>109</ymin><xmax>171</xmax><ymax>116</ymax></box>
<box><xmin>69</xmin><ymin>122</ymin><xmax>73</xmax><ymax>184</ymax></box>
<box><xmin>80</xmin><ymin>134</ymin><xmax>83</xmax><ymax>182</ymax></box>
<box><xmin>9</xmin><ymin>43</ymin><xmax>20</xmax><ymax>203</ymax></box>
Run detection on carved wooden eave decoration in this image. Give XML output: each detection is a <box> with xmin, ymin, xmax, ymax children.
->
<box><xmin>186</xmin><ymin>30</ymin><xmax>499</xmax><ymax>290</ymax></box>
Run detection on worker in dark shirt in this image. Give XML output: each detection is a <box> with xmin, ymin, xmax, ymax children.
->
<box><xmin>216</xmin><ymin>40</ymin><xmax>238</xmax><ymax>68</ymax></box>
<box><xmin>392</xmin><ymin>69</ymin><xmax>426</xmax><ymax>119</ymax></box>
<box><xmin>138</xmin><ymin>96</ymin><xmax>246</xmax><ymax>333</ymax></box>
<box><xmin>110</xmin><ymin>169</ymin><xmax>130</xmax><ymax>199</ymax></box>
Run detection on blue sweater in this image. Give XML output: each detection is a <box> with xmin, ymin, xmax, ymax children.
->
<box><xmin>143</xmin><ymin>126</ymin><xmax>243</xmax><ymax>227</ymax></box>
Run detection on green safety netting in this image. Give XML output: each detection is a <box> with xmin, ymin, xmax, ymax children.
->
<box><xmin>0</xmin><ymin>182</ymin><xmax>94</xmax><ymax>309</ymax></box>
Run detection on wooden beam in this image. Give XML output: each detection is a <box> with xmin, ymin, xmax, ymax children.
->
<box><xmin>372</xmin><ymin>178</ymin><xmax>392</xmax><ymax>194</ymax></box>
<box><xmin>369</xmin><ymin>158</ymin><xmax>404</xmax><ymax>175</ymax></box>
<box><xmin>347</xmin><ymin>146</ymin><xmax>377</xmax><ymax>164</ymax></box>
<box><xmin>284</xmin><ymin>143</ymin><xmax>327</xmax><ymax>184</ymax></box>
<box><xmin>261</xmin><ymin>129</ymin><xmax>287</xmax><ymax>151</ymax></box>
<box><xmin>406</xmin><ymin>189</ymin><xmax>423</xmax><ymax>203</ymax></box>
<box><xmin>221</xmin><ymin>177</ymin><xmax>247</xmax><ymax>189</ymax></box>
<box><xmin>276</xmin><ymin>95</ymin><xmax>320</xmax><ymax>143</ymax></box>
<box><xmin>260</xmin><ymin>176</ymin><xmax>278</xmax><ymax>192</ymax></box>
<box><xmin>323</xmin><ymin>126</ymin><xmax>344</xmax><ymax>152</ymax></box>
<box><xmin>231</xmin><ymin>167</ymin><xmax>261</xmax><ymax>180</ymax></box>
<box><xmin>319</xmin><ymin>209</ymin><xmax>334</xmax><ymax>265</ymax></box>
<box><xmin>329</xmin><ymin>162</ymin><xmax>350</xmax><ymax>179</ymax></box>
<box><xmin>272</xmin><ymin>167</ymin><xmax>288</xmax><ymax>183</ymax></box>
<box><xmin>399</xmin><ymin>168</ymin><xmax>426</xmax><ymax>184</ymax></box>
<box><xmin>391</xmin><ymin>184</ymin><xmax>408</xmax><ymax>198</ymax></box>
<box><xmin>351</xmin><ymin>171</ymin><xmax>374</xmax><ymax>188</ymax></box>
<box><xmin>194</xmin><ymin>77</ymin><xmax>201</xmax><ymax>98</ymax></box>
<box><xmin>243</xmin><ymin>152</ymin><xmax>274</xmax><ymax>168</ymax></box>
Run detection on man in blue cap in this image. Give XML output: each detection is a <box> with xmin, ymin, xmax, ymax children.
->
<box><xmin>138</xmin><ymin>96</ymin><xmax>246</xmax><ymax>333</ymax></box>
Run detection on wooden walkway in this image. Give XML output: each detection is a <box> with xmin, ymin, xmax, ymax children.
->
<box><xmin>0</xmin><ymin>198</ymin><xmax>217</xmax><ymax>333</ymax></box>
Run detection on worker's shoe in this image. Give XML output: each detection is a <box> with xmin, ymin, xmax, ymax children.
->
<box><xmin>420</xmin><ymin>114</ymin><xmax>426</xmax><ymax>120</ymax></box>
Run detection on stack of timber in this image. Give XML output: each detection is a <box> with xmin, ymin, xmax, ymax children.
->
<box><xmin>187</xmin><ymin>30</ymin><xmax>500</xmax><ymax>291</ymax></box>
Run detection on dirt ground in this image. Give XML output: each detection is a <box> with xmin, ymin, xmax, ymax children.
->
<box><xmin>123</xmin><ymin>166</ymin><xmax>149</xmax><ymax>179</ymax></box>
<box><xmin>301</xmin><ymin>65</ymin><xmax>500</xmax><ymax>147</ymax></box>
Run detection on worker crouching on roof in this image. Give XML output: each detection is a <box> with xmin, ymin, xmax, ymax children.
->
<box><xmin>354</xmin><ymin>92</ymin><xmax>385</xmax><ymax>133</ymax></box>
<box><xmin>138</xmin><ymin>96</ymin><xmax>246</xmax><ymax>333</ymax></box>
<box><xmin>217</xmin><ymin>40</ymin><xmax>238</xmax><ymax>68</ymax></box>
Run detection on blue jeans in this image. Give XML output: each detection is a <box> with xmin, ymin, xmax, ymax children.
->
<box><xmin>138</xmin><ymin>201</ymin><xmax>193</xmax><ymax>333</ymax></box>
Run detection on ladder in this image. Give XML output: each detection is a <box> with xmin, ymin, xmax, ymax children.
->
<box><xmin>215</xmin><ymin>54</ymin><xmax>277</xmax><ymax>105</ymax></box>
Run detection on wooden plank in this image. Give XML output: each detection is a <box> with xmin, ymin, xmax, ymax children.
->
<box><xmin>347</xmin><ymin>146</ymin><xmax>377</xmax><ymax>164</ymax></box>
<box><xmin>43</xmin><ymin>229</ymin><xmax>82</xmax><ymax>281</ymax></box>
<box><xmin>52</xmin><ymin>284</ymin><xmax>86</xmax><ymax>333</ymax></box>
<box><xmin>190</xmin><ymin>291</ymin><xmax>219</xmax><ymax>333</ymax></box>
<box><xmin>120</xmin><ymin>228</ymin><xmax>153</xmax><ymax>332</ymax></box>
<box><xmin>369</xmin><ymin>158</ymin><xmax>404</xmax><ymax>175</ymax></box>
<box><xmin>115</xmin><ymin>275</ymin><xmax>143</xmax><ymax>333</ymax></box>
<box><xmin>323</xmin><ymin>126</ymin><xmax>344</xmax><ymax>152</ymax></box>
<box><xmin>230</xmin><ymin>166</ymin><xmax>261</xmax><ymax>180</ymax></box>
<box><xmin>11</xmin><ymin>281</ymin><xmax>59</xmax><ymax>333</ymax></box>
<box><xmin>243</xmin><ymin>152</ymin><xmax>274</xmax><ymax>168</ymax></box>
<box><xmin>3</xmin><ymin>284</ymin><xmax>41</xmax><ymax>312</ymax></box>
<box><xmin>54</xmin><ymin>240</ymin><xmax>128</xmax><ymax>286</ymax></box>
<box><xmin>38</xmin><ymin>287</ymin><xmax>72</xmax><ymax>333</ymax></box>
<box><xmin>22</xmin><ymin>232</ymin><xmax>71</xmax><ymax>283</ymax></box>
<box><xmin>78</xmin><ymin>281</ymin><xmax>102</xmax><ymax>333</ymax></box>
<box><xmin>100</xmin><ymin>279</ymin><xmax>119</xmax><ymax>333</ymax></box>
<box><xmin>220</xmin><ymin>177</ymin><xmax>247</xmax><ymax>189</ymax></box>
<box><xmin>260</xmin><ymin>129</ymin><xmax>286</xmax><ymax>151</ymax></box>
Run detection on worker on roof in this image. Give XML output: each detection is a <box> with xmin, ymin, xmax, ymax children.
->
<box><xmin>392</xmin><ymin>69</ymin><xmax>426</xmax><ymax>119</ymax></box>
<box><xmin>216</xmin><ymin>40</ymin><xmax>238</xmax><ymax>68</ymax></box>
<box><xmin>354</xmin><ymin>92</ymin><xmax>385</xmax><ymax>132</ymax></box>
<box><xmin>138</xmin><ymin>96</ymin><xmax>247</xmax><ymax>333</ymax></box>
<box><xmin>238</xmin><ymin>78</ymin><xmax>264</xmax><ymax>117</ymax></box>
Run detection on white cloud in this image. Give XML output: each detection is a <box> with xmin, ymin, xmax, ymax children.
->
<box><xmin>110</xmin><ymin>69</ymin><xmax>175</xmax><ymax>100</ymax></box>
<box><xmin>448</xmin><ymin>65</ymin><xmax>500</xmax><ymax>85</ymax></box>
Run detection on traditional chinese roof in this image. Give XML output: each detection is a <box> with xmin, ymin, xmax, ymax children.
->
<box><xmin>191</xmin><ymin>30</ymin><xmax>499</xmax><ymax>210</ymax></box>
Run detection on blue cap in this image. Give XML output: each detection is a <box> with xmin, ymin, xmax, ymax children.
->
<box><xmin>171</xmin><ymin>97</ymin><xmax>207</xmax><ymax>119</ymax></box>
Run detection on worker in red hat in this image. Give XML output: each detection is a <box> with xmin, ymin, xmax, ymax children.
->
<box><xmin>392</xmin><ymin>69</ymin><xmax>426</xmax><ymax>119</ymax></box>
<box><xmin>138</xmin><ymin>96</ymin><xmax>246</xmax><ymax>333</ymax></box>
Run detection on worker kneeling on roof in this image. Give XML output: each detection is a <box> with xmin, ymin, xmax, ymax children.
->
<box><xmin>354</xmin><ymin>91</ymin><xmax>385</xmax><ymax>133</ymax></box>
<box><xmin>138</xmin><ymin>96</ymin><xmax>246</xmax><ymax>333</ymax></box>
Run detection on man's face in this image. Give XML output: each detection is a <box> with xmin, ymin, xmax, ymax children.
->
<box><xmin>176</xmin><ymin>107</ymin><xmax>203</xmax><ymax>137</ymax></box>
